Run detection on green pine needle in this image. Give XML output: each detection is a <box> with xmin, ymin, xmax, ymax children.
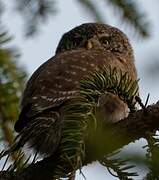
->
<box><xmin>53</xmin><ymin>66</ymin><xmax>139</xmax><ymax>179</ymax></box>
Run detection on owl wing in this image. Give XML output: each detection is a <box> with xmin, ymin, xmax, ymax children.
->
<box><xmin>15</xmin><ymin>49</ymin><xmax>134</xmax><ymax>132</ymax></box>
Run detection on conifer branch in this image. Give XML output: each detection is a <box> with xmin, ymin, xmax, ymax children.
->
<box><xmin>1</xmin><ymin>102</ymin><xmax>159</xmax><ymax>180</ymax></box>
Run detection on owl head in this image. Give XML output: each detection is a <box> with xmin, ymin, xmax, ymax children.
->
<box><xmin>56</xmin><ymin>23</ymin><xmax>133</xmax><ymax>58</ymax></box>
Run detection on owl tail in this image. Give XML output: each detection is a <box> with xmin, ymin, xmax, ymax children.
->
<box><xmin>0</xmin><ymin>110</ymin><xmax>61</xmax><ymax>160</ymax></box>
<box><xmin>0</xmin><ymin>141</ymin><xmax>22</xmax><ymax>160</ymax></box>
<box><xmin>0</xmin><ymin>125</ymin><xmax>30</xmax><ymax>160</ymax></box>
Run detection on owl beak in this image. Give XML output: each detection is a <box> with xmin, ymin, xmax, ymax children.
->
<box><xmin>85</xmin><ymin>41</ymin><xmax>93</xmax><ymax>50</ymax></box>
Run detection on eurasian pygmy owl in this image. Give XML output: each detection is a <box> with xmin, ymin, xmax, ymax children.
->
<box><xmin>14</xmin><ymin>23</ymin><xmax>138</xmax><ymax>156</ymax></box>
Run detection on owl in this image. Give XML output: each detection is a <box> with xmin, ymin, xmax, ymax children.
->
<box><xmin>13</xmin><ymin>23</ymin><xmax>137</xmax><ymax>156</ymax></box>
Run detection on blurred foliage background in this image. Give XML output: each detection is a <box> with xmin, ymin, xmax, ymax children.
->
<box><xmin>0</xmin><ymin>0</ymin><xmax>159</xmax><ymax>179</ymax></box>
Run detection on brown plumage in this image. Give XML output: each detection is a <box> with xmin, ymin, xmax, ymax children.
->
<box><xmin>13</xmin><ymin>23</ymin><xmax>137</xmax><ymax>156</ymax></box>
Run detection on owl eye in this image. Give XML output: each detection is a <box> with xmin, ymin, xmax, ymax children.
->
<box><xmin>99</xmin><ymin>36</ymin><xmax>110</xmax><ymax>45</ymax></box>
<box><xmin>75</xmin><ymin>37</ymin><xmax>83</xmax><ymax>43</ymax></box>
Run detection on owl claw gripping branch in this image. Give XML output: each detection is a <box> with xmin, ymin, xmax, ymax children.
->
<box><xmin>0</xmin><ymin>23</ymin><xmax>138</xmax><ymax>170</ymax></box>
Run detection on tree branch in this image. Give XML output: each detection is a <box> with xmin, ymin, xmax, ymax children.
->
<box><xmin>1</xmin><ymin>102</ymin><xmax>159</xmax><ymax>180</ymax></box>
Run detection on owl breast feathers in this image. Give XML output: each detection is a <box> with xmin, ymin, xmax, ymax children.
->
<box><xmin>14</xmin><ymin>23</ymin><xmax>137</xmax><ymax>155</ymax></box>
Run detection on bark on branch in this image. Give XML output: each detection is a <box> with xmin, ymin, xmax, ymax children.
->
<box><xmin>1</xmin><ymin>102</ymin><xmax>159</xmax><ymax>180</ymax></box>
